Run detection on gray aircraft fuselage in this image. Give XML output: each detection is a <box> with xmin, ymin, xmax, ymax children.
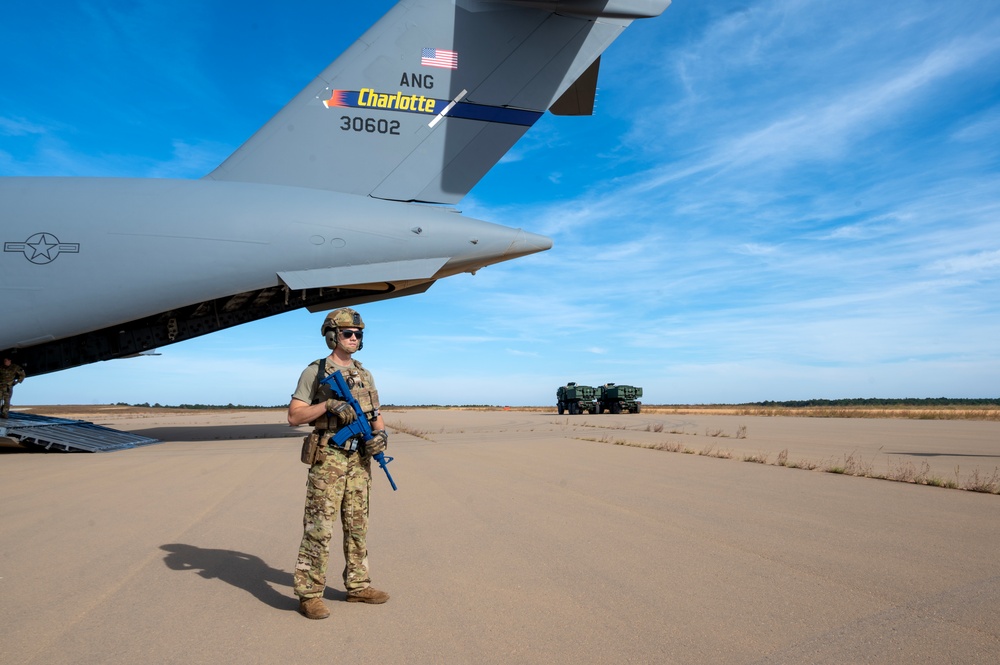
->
<box><xmin>1</xmin><ymin>177</ymin><xmax>549</xmax><ymax>373</ymax></box>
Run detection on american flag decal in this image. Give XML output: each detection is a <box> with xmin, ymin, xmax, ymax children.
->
<box><xmin>421</xmin><ymin>47</ymin><xmax>458</xmax><ymax>69</ymax></box>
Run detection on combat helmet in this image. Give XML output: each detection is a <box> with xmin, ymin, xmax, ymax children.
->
<box><xmin>322</xmin><ymin>307</ymin><xmax>365</xmax><ymax>351</ymax></box>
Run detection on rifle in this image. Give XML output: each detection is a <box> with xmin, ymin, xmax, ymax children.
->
<box><xmin>319</xmin><ymin>370</ymin><xmax>397</xmax><ymax>491</ymax></box>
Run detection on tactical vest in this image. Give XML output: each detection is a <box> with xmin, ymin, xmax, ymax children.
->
<box><xmin>310</xmin><ymin>357</ymin><xmax>379</xmax><ymax>429</ymax></box>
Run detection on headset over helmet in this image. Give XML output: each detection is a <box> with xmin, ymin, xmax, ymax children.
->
<box><xmin>322</xmin><ymin>307</ymin><xmax>365</xmax><ymax>351</ymax></box>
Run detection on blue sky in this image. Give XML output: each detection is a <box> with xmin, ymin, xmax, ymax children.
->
<box><xmin>3</xmin><ymin>0</ymin><xmax>999</xmax><ymax>407</ymax></box>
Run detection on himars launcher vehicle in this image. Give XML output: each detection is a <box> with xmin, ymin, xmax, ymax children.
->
<box><xmin>557</xmin><ymin>381</ymin><xmax>642</xmax><ymax>414</ymax></box>
<box><xmin>597</xmin><ymin>382</ymin><xmax>642</xmax><ymax>414</ymax></box>
<box><xmin>556</xmin><ymin>382</ymin><xmax>599</xmax><ymax>415</ymax></box>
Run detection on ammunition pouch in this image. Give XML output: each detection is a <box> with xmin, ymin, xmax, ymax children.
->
<box><xmin>300</xmin><ymin>431</ymin><xmax>325</xmax><ymax>465</ymax></box>
<box><xmin>354</xmin><ymin>387</ymin><xmax>379</xmax><ymax>415</ymax></box>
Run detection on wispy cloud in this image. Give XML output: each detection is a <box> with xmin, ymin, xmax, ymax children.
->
<box><xmin>0</xmin><ymin>116</ymin><xmax>47</xmax><ymax>137</ymax></box>
<box><xmin>929</xmin><ymin>250</ymin><xmax>1000</xmax><ymax>275</ymax></box>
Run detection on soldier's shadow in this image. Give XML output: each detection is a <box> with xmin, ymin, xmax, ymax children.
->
<box><xmin>160</xmin><ymin>544</ymin><xmax>347</xmax><ymax>610</ymax></box>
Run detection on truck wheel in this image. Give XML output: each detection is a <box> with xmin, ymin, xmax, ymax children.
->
<box><xmin>611</xmin><ymin>403</ymin><xmax>622</xmax><ymax>414</ymax></box>
<box><xmin>558</xmin><ymin>404</ymin><xmax>564</xmax><ymax>415</ymax></box>
<box><xmin>634</xmin><ymin>404</ymin><xmax>641</xmax><ymax>414</ymax></box>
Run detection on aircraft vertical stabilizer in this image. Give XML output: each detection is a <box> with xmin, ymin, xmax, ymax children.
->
<box><xmin>206</xmin><ymin>0</ymin><xmax>671</xmax><ymax>204</ymax></box>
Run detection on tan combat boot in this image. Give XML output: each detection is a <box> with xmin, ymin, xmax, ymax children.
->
<box><xmin>299</xmin><ymin>597</ymin><xmax>331</xmax><ymax>619</ymax></box>
<box><xmin>346</xmin><ymin>587</ymin><xmax>390</xmax><ymax>604</ymax></box>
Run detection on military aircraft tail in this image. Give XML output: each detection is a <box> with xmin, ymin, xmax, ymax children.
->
<box><xmin>206</xmin><ymin>0</ymin><xmax>670</xmax><ymax>204</ymax></box>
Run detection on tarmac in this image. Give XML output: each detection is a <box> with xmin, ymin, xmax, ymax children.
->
<box><xmin>1</xmin><ymin>408</ymin><xmax>998</xmax><ymax>664</ymax></box>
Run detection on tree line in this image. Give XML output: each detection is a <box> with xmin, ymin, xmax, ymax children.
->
<box><xmin>746</xmin><ymin>398</ymin><xmax>999</xmax><ymax>407</ymax></box>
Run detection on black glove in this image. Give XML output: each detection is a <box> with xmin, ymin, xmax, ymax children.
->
<box><xmin>365</xmin><ymin>429</ymin><xmax>388</xmax><ymax>457</ymax></box>
<box><xmin>325</xmin><ymin>399</ymin><xmax>357</xmax><ymax>426</ymax></box>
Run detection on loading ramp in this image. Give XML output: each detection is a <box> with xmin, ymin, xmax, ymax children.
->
<box><xmin>0</xmin><ymin>412</ymin><xmax>161</xmax><ymax>452</ymax></box>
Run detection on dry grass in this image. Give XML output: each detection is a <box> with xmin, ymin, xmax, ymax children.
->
<box><xmin>392</xmin><ymin>404</ymin><xmax>1000</xmax><ymax>421</ymax></box>
<box><xmin>383</xmin><ymin>419</ymin><xmax>435</xmax><ymax>442</ymax></box>
<box><xmin>641</xmin><ymin>405</ymin><xmax>1000</xmax><ymax>421</ymax></box>
<box><xmin>575</xmin><ymin>436</ymin><xmax>734</xmax><ymax>459</ymax></box>
<box><xmin>742</xmin><ymin>451</ymin><xmax>770</xmax><ymax>464</ymax></box>
<box><xmin>960</xmin><ymin>467</ymin><xmax>1000</xmax><ymax>493</ymax></box>
<box><xmin>581</xmin><ymin>437</ymin><xmax>999</xmax><ymax>495</ymax></box>
<box><xmin>568</xmin><ymin>418</ymin><xmax>752</xmax><ymax>440</ymax></box>
<box><xmin>384</xmin><ymin>403</ymin><xmax>1000</xmax><ymax>424</ymax></box>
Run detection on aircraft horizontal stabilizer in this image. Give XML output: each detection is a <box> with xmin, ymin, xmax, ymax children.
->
<box><xmin>550</xmin><ymin>57</ymin><xmax>600</xmax><ymax>116</ymax></box>
<box><xmin>495</xmin><ymin>0</ymin><xmax>670</xmax><ymax>19</ymax></box>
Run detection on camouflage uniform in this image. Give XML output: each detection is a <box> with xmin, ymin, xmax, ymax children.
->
<box><xmin>1</xmin><ymin>360</ymin><xmax>26</xmax><ymax>418</ymax></box>
<box><xmin>292</xmin><ymin>357</ymin><xmax>380</xmax><ymax>599</ymax></box>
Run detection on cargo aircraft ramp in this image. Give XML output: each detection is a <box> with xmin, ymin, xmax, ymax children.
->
<box><xmin>0</xmin><ymin>412</ymin><xmax>161</xmax><ymax>452</ymax></box>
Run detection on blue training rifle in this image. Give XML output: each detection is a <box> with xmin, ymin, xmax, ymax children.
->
<box><xmin>319</xmin><ymin>370</ymin><xmax>397</xmax><ymax>491</ymax></box>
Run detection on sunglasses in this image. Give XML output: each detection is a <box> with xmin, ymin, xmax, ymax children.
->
<box><xmin>339</xmin><ymin>329</ymin><xmax>363</xmax><ymax>339</ymax></box>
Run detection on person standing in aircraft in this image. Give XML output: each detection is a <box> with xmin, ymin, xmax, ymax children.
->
<box><xmin>1</xmin><ymin>357</ymin><xmax>26</xmax><ymax>418</ymax></box>
<box><xmin>287</xmin><ymin>307</ymin><xmax>389</xmax><ymax>619</ymax></box>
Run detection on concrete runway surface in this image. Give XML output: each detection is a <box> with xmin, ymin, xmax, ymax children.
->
<box><xmin>1</xmin><ymin>408</ymin><xmax>998</xmax><ymax>664</ymax></box>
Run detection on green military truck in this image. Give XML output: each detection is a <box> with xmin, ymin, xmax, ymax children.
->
<box><xmin>556</xmin><ymin>382</ymin><xmax>598</xmax><ymax>415</ymax></box>
<box><xmin>595</xmin><ymin>383</ymin><xmax>643</xmax><ymax>414</ymax></box>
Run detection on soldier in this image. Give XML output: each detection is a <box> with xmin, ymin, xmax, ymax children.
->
<box><xmin>287</xmin><ymin>307</ymin><xmax>390</xmax><ymax>619</ymax></box>
<box><xmin>1</xmin><ymin>357</ymin><xmax>26</xmax><ymax>418</ymax></box>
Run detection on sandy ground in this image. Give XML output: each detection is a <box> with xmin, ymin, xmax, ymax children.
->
<box><xmin>1</xmin><ymin>408</ymin><xmax>998</xmax><ymax>664</ymax></box>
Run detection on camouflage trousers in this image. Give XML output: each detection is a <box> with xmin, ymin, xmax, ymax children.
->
<box><xmin>1</xmin><ymin>387</ymin><xmax>12</xmax><ymax>417</ymax></box>
<box><xmin>293</xmin><ymin>445</ymin><xmax>372</xmax><ymax>599</ymax></box>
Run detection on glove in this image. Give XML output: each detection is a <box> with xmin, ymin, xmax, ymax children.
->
<box><xmin>325</xmin><ymin>399</ymin><xmax>357</xmax><ymax>426</ymax></box>
<box><xmin>365</xmin><ymin>430</ymin><xmax>388</xmax><ymax>457</ymax></box>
